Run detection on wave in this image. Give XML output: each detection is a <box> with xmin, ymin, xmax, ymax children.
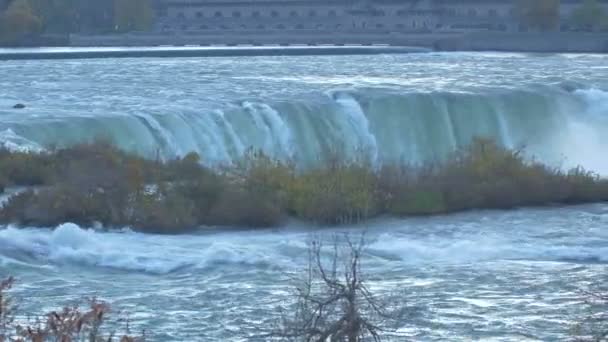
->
<box><xmin>2</xmin><ymin>214</ymin><xmax>608</xmax><ymax>274</ymax></box>
<box><xmin>0</xmin><ymin>223</ymin><xmax>299</xmax><ymax>274</ymax></box>
<box><xmin>0</xmin><ymin>224</ymin><xmax>190</xmax><ymax>274</ymax></box>
<box><xmin>0</xmin><ymin>85</ymin><xmax>606</xmax><ymax>172</ymax></box>
<box><xmin>367</xmin><ymin>230</ymin><xmax>608</xmax><ymax>265</ymax></box>
<box><xmin>0</xmin><ymin>129</ymin><xmax>44</xmax><ymax>152</ymax></box>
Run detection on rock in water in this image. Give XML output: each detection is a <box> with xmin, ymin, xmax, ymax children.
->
<box><xmin>13</xmin><ymin>103</ymin><xmax>26</xmax><ymax>109</ymax></box>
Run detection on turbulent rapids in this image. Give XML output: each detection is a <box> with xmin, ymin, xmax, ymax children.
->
<box><xmin>1</xmin><ymin>205</ymin><xmax>608</xmax><ymax>340</ymax></box>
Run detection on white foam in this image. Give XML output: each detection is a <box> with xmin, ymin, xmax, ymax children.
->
<box><xmin>556</xmin><ymin>88</ymin><xmax>608</xmax><ymax>174</ymax></box>
<box><xmin>0</xmin><ymin>224</ymin><xmax>193</xmax><ymax>274</ymax></box>
<box><xmin>368</xmin><ymin>231</ymin><xmax>608</xmax><ymax>265</ymax></box>
<box><xmin>575</xmin><ymin>88</ymin><xmax>608</xmax><ymax>115</ymax></box>
<box><xmin>1</xmin><ymin>209</ymin><xmax>606</xmax><ymax>275</ymax></box>
<box><xmin>333</xmin><ymin>93</ymin><xmax>379</xmax><ymax>166</ymax></box>
<box><xmin>0</xmin><ymin>129</ymin><xmax>44</xmax><ymax>153</ymax></box>
<box><xmin>1</xmin><ymin>86</ymin><xmax>607</xmax><ymax>174</ymax></box>
<box><xmin>0</xmin><ymin>224</ymin><xmax>300</xmax><ymax>274</ymax></box>
<box><xmin>134</xmin><ymin>113</ymin><xmax>182</xmax><ymax>159</ymax></box>
<box><xmin>242</xmin><ymin>101</ymin><xmax>294</xmax><ymax>160</ymax></box>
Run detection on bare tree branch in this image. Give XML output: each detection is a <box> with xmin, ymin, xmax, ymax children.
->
<box><xmin>573</xmin><ymin>285</ymin><xmax>608</xmax><ymax>342</ymax></box>
<box><xmin>274</xmin><ymin>234</ymin><xmax>407</xmax><ymax>342</ymax></box>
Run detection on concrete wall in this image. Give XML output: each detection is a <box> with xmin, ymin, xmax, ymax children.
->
<box><xmin>435</xmin><ymin>32</ymin><xmax>608</xmax><ymax>53</ymax></box>
<box><xmin>70</xmin><ymin>31</ymin><xmax>608</xmax><ymax>53</ymax></box>
<box><xmin>69</xmin><ymin>32</ymin><xmax>457</xmax><ymax>48</ymax></box>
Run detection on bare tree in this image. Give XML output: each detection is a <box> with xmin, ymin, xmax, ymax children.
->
<box><xmin>573</xmin><ymin>286</ymin><xmax>608</xmax><ymax>342</ymax></box>
<box><xmin>0</xmin><ymin>277</ymin><xmax>144</xmax><ymax>342</ymax></box>
<box><xmin>276</xmin><ymin>235</ymin><xmax>406</xmax><ymax>342</ymax></box>
<box><xmin>0</xmin><ymin>277</ymin><xmax>16</xmax><ymax>342</ymax></box>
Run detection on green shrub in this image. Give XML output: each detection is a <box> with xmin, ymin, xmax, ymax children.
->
<box><xmin>0</xmin><ymin>138</ymin><xmax>607</xmax><ymax>230</ymax></box>
<box><xmin>175</xmin><ymin>173</ymin><xmax>225</xmax><ymax>221</ymax></box>
<box><xmin>0</xmin><ymin>149</ymin><xmax>54</xmax><ymax>186</ymax></box>
<box><xmin>130</xmin><ymin>189</ymin><xmax>198</xmax><ymax>233</ymax></box>
<box><xmin>287</xmin><ymin>164</ymin><xmax>379</xmax><ymax>225</ymax></box>
<box><xmin>163</xmin><ymin>152</ymin><xmax>205</xmax><ymax>181</ymax></box>
<box><xmin>379</xmin><ymin>138</ymin><xmax>608</xmax><ymax>216</ymax></box>
<box><xmin>377</xmin><ymin>165</ymin><xmax>450</xmax><ymax>215</ymax></box>
<box><xmin>0</xmin><ymin>187</ymin><xmax>117</xmax><ymax>227</ymax></box>
<box><xmin>564</xmin><ymin>167</ymin><xmax>608</xmax><ymax>203</ymax></box>
<box><xmin>439</xmin><ymin>138</ymin><xmax>555</xmax><ymax>210</ymax></box>
<box><xmin>0</xmin><ymin>175</ymin><xmax>6</xmax><ymax>194</ymax></box>
<box><xmin>208</xmin><ymin>188</ymin><xmax>284</xmax><ymax>227</ymax></box>
<box><xmin>388</xmin><ymin>188</ymin><xmax>447</xmax><ymax>215</ymax></box>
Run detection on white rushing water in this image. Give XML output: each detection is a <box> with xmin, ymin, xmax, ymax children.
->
<box><xmin>0</xmin><ymin>52</ymin><xmax>607</xmax><ymax>340</ymax></box>
<box><xmin>0</xmin><ymin>53</ymin><xmax>607</xmax><ymax>171</ymax></box>
<box><xmin>1</xmin><ymin>205</ymin><xmax>608</xmax><ymax>340</ymax></box>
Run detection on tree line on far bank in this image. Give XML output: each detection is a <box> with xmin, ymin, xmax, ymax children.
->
<box><xmin>517</xmin><ymin>0</ymin><xmax>607</xmax><ymax>31</ymax></box>
<box><xmin>1</xmin><ymin>0</ymin><xmax>608</xmax><ymax>45</ymax></box>
<box><xmin>0</xmin><ymin>0</ymin><xmax>153</xmax><ymax>45</ymax></box>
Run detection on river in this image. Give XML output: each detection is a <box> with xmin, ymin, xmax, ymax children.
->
<box><xmin>0</xmin><ymin>51</ymin><xmax>607</xmax><ymax>341</ymax></box>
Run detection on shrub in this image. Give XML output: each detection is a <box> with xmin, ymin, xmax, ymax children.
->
<box><xmin>0</xmin><ymin>187</ymin><xmax>121</xmax><ymax>228</ymax></box>
<box><xmin>286</xmin><ymin>164</ymin><xmax>379</xmax><ymax>225</ymax></box>
<box><xmin>0</xmin><ymin>149</ymin><xmax>54</xmax><ymax>186</ymax></box>
<box><xmin>208</xmin><ymin>188</ymin><xmax>284</xmax><ymax>228</ymax></box>
<box><xmin>174</xmin><ymin>172</ymin><xmax>225</xmax><ymax>223</ymax></box>
<box><xmin>130</xmin><ymin>189</ymin><xmax>198</xmax><ymax>233</ymax></box>
<box><xmin>439</xmin><ymin>137</ymin><xmax>528</xmax><ymax>210</ymax></box>
<box><xmin>239</xmin><ymin>151</ymin><xmax>294</xmax><ymax>207</ymax></box>
<box><xmin>0</xmin><ymin>277</ymin><xmax>144</xmax><ymax>342</ymax></box>
<box><xmin>380</xmin><ymin>138</ymin><xmax>608</xmax><ymax>216</ymax></box>
<box><xmin>0</xmin><ymin>138</ymin><xmax>608</xmax><ymax>230</ymax></box>
<box><xmin>198</xmin><ymin>151</ymin><xmax>292</xmax><ymax>228</ymax></box>
<box><xmin>389</xmin><ymin>188</ymin><xmax>447</xmax><ymax>215</ymax></box>
<box><xmin>564</xmin><ymin>167</ymin><xmax>608</xmax><ymax>203</ymax></box>
<box><xmin>0</xmin><ymin>175</ymin><xmax>6</xmax><ymax>194</ymax></box>
<box><xmin>378</xmin><ymin>165</ymin><xmax>449</xmax><ymax>215</ymax></box>
<box><xmin>162</xmin><ymin>152</ymin><xmax>205</xmax><ymax>182</ymax></box>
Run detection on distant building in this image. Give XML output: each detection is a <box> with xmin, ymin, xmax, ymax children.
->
<box><xmin>154</xmin><ymin>0</ymin><xmax>606</xmax><ymax>33</ymax></box>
